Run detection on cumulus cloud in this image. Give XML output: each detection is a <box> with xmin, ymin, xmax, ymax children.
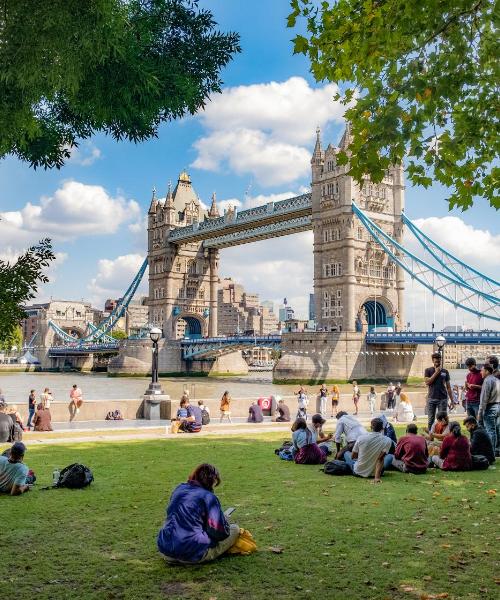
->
<box><xmin>0</xmin><ymin>180</ymin><xmax>140</xmax><ymax>247</ymax></box>
<box><xmin>88</xmin><ymin>254</ymin><xmax>148</xmax><ymax>306</ymax></box>
<box><xmin>191</xmin><ymin>77</ymin><xmax>345</xmax><ymax>186</ymax></box>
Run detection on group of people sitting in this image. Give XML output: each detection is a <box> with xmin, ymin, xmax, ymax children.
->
<box><xmin>285</xmin><ymin>409</ymin><xmax>495</xmax><ymax>483</ymax></box>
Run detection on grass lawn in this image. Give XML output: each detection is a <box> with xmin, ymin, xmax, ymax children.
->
<box><xmin>1</xmin><ymin>431</ymin><xmax>498</xmax><ymax>600</ymax></box>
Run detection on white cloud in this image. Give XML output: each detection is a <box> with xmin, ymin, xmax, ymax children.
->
<box><xmin>0</xmin><ymin>180</ymin><xmax>140</xmax><ymax>247</ymax></box>
<box><xmin>88</xmin><ymin>254</ymin><xmax>148</xmax><ymax>306</ymax></box>
<box><xmin>67</xmin><ymin>141</ymin><xmax>102</xmax><ymax>166</ymax></box>
<box><xmin>191</xmin><ymin>77</ymin><xmax>345</xmax><ymax>186</ymax></box>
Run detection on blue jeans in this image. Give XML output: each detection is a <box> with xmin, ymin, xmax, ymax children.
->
<box><xmin>482</xmin><ymin>403</ymin><xmax>500</xmax><ymax>453</ymax></box>
<box><xmin>27</xmin><ymin>408</ymin><xmax>35</xmax><ymax>428</ymax></box>
<box><xmin>343</xmin><ymin>451</ymin><xmax>393</xmax><ymax>476</ymax></box>
<box><xmin>466</xmin><ymin>404</ymin><xmax>479</xmax><ymax>418</ymax></box>
<box><xmin>427</xmin><ymin>398</ymin><xmax>448</xmax><ymax>430</ymax></box>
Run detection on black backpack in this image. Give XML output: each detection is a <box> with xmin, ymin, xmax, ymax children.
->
<box><xmin>55</xmin><ymin>463</ymin><xmax>94</xmax><ymax>489</ymax></box>
<box><xmin>471</xmin><ymin>454</ymin><xmax>490</xmax><ymax>470</ymax></box>
<box><xmin>201</xmin><ymin>409</ymin><xmax>210</xmax><ymax>425</ymax></box>
<box><xmin>322</xmin><ymin>459</ymin><xmax>352</xmax><ymax>476</ymax></box>
<box><xmin>274</xmin><ymin>440</ymin><xmax>293</xmax><ymax>455</ymax></box>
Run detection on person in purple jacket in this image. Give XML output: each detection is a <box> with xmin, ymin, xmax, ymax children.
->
<box><xmin>157</xmin><ymin>464</ymin><xmax>240</xmax><ymax>564</ymax></box>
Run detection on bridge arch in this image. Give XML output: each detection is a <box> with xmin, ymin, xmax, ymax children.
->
<box><xmin>174</xmin><ymin>314</ymin><xmax>206</xmax><ymax>340</ymax></box>
<box><xmin>357</xmin><ymin>297</ymin><xmax>395</xmax><ymax>332</ymax></box>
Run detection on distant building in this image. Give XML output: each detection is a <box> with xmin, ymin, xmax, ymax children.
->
<box><xmin>309</xmin><ymin>293</ymin><xmax>315</xmax><ymax>321</ymax></box>
<box><xmin>283</xmin><ymin>318</ymin><xmax>310</xmax><ymax>333</ymax></box>
<box><xmin>279</xmin><ymin>305</ymin><xmax>295</xmax><ymax>323</ymax></box>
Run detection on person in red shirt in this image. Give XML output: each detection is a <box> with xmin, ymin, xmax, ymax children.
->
<box><xmin>431</xmin><ymin>422</ymin><xmax>472</xmax><ymax>471</ymax></box>
<box><xmin>392</xmin><ymin>423</ymin><xmax>429</xmax><ymax>474</ymax></box>
<box><xmin>464</xmin><ymin>357</ymin><xmax>483</xmax><ymax>418</ymax></box>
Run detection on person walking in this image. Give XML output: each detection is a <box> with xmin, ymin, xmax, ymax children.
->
<box><xmin>367</xmin><ymin>387</ymin><xmax>377</xmax><ymax>415</ymax></box>
<box><xmin>424</xmin><ymin>352</ymin><xmax>452</xmax><ymax>430</ymax></box>
<box><xmin>219</xmin><ymin>391</ymin><xmax>232</xmax><ymax>424</ymax></box>
<box><xmin>464</xmin><ymin>357</ymin><xmax>483</xmax><ymax>418</ymax></box>
<box><xmin>27</xmin><ymin>389</ymin><xmax>36</xmax><ymax>429</ymax></box>
<box><xmin>318</xmin><ymin>384</ymin><xmax>328</xmax><ymax>417</ymax></box>
<box><xmin>352</xmin><ymin>381</ymin><xmax>360</xmax><ymax>415</ymax></box>
<box><xmin>478</xmin><ymin>364</ymin><xmax>500</xmax><ymax>457</ymax></box>
<box><xmin>331</xmin><ymin>384</ymin><xmax>340</xmax><ymax>417</ymax></box>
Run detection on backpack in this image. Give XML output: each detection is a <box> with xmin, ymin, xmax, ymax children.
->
<box><xmin>322</xmin><ymin>459</ymin><xmax>352</xmax><ymax>476</ymax></box>
<box><xmin>275</xmin><ymin>440</ymin><xmax>294</xmax><ymax>461</ymax></box>
<box><xmin>55</xmin><ymin>464</ymin><xmax>94</xmax><ymax>489</ymax></box>
<box><xmin>471</xmin><ymin>454</ymin><xmax>490</xmax><ymax>470</ymax></box>
<box><xmin>201</xmin><ymin>408</ymin><xmax>210</xmax><ymax>425</ymax></box>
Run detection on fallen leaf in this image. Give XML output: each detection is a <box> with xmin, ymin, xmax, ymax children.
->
<box><xmin>269</xmin><ymin>546</ymin><xmax>283</xmax><ymax>554</ymax></box>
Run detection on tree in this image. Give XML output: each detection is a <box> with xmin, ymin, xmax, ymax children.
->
<box><xmin>0</xmin><ymin>0</ymin><xmax>240</xmax><ymax>169</ymax></box>
<box><xmin>289</xmin><ymin>0</ymin><xmax>499</xmax><ymax>210</ymax></box>
<box><xmin>0</xmin><ymin>325</ymin><xmax>22</xmax><ymax>353</ymax></box>
<box><xmin>0</xmin><ymin>239</ymin><xmax>55</xmax><ymax>345</ymax></box>
<box><xmin>111</xmin><ymin>329</ymin><xmax>128</xmax><ymax>340</ymax></box>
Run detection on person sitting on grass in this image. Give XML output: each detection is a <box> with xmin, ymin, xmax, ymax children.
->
<box><xmin>291</xmin><ymin>418</ymin><xmax>326</xmax><ymax>465</ymax></box>
<box><xmin>395</xmin><ymin>392</ymin><xmax>415</xmax><ymax>423</ymax></box>
<box><xmin>344</xmin><ymin>418</ymin><xmax>394</xmax><ymax>484</ymax></box>
<box><xmin>391</xmin><ymin>424</ymin><xmax>429</xmax><ymax>474</ymax></box>
<box><xmin>0</xmin><ymin>442</ymin><xmax>30</xmax><ymax>496</ymax></box>
<box><xmin>157</xmin><ymin>463</ymin><xmax>239</xmax><ymax>564</ymax></box>
<box><xmin>379</xmin><ymin>414</ymin><xmax>397</xmax><ymax>449</ymax></box>
<box><xmin>276</xmin><ymin>399</ymin><xmax>290</xmax><ymax>422</ymax></box>
<box><xmin>463</xmin><ymin>416</ymin><xmax>495</xmax><ymax>465</ymax></box>
<box><xmin>248</xmin><ymin>401</ymin><xmax>264</xmax><ymax>423</ymax></box>
<box><xmin>310</xmin><ymin>414</ymin><xmax>333</xmax><ymax>455</ymax></box>
<box><xmin>431</xmin><ymin>422</ymin><xmax>472</xmax><ymax>471</ymax></box>
<box><xmin>177</xmin><ymin>398</ymin><xmax>202</xmax><ymax>433</ymax></box>
<box><xmin>423</xmin><ymin>411</ymin><xmax>450</xmax><ymax>456</ymax></box>
<box><xmin>334</xmin><ymin>411</ymin><xmax>367</xmax><ymax>460</ymax></box>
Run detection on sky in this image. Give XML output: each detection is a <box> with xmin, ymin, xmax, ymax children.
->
<box><xmin>0</xmin><ymin>0</ymin><xmax>498</xmax><ymax>330</ymax></box>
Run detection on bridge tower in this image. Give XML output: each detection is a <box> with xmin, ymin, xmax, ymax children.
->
<box><xmin>312</xmin><ymin>125</ymin><xmax>405</xmax><ymax>333</ymax></box>
<box><xmin>147</xmin><ymin>172</ymin><xmax>220</xmax><ymax>340</ymax></box>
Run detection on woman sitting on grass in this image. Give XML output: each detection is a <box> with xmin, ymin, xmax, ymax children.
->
<box><xmin>157</xmin><ymin>464</ymin><xmax>239</xmax><ymax>564</ymax></box>
<box><xmin>291</xmin><ymin>418</ymin><xmax>327</xmax><ymax>465</ymax></box>
<box><xmin>431</xmin><ymin>422</ymin><xmax>472</xmax><ymax>471</ymax></box>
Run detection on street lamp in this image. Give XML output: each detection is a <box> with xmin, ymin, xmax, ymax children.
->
<box><xmin>143</xmin><ymin>326</ymin><xmax>166</xmax><ymax>420</ymax></box>
<box><xmin>149</xmin><ymin>327</ymin><xmax>162</xmax><ymax>390</ymax></box>
<box><xmin>435</xmin><ymin>334</ymin><xmax>446</xmax><ymax>365</ymax></box>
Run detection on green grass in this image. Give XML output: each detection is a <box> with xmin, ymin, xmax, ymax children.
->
<box><xmin>1</xmin><ymin>432</ymin><xmax>498</xmax><ymax>600</ymax></box>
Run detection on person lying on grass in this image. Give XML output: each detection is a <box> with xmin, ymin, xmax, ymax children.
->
<box><xmin>0</xmin><ymin>442</ymin><xmax>30</xmax><ymax>496</ymax></box>
<box><xmin>157</xmin><ymin>463</ymin><xmax>239</xmax><ymax>564</ymax></box>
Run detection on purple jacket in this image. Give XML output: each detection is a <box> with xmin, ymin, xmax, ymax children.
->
<box><xmin>157</xmin><ymin>481</ymin><xmax>230</xmax><ymax>562</ymax></box>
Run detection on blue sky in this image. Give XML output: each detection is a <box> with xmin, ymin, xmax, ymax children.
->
<box><xmin>0</xmin><ymin>0</ymin><xmax>498</xmax><ymax>326</ymax></box>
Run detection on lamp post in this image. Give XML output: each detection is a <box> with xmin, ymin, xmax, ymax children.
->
<box><xmin>435</xmin><ymin>334</ymin><xmax>446</xmax><ymax>366</ymax></box>
<box><xmin>149</xmin><ymin>327</ymin><xmax>162</xmax><ymax>388</ymax></box>
<box><xmin>143</xmin><ymin>326</ymin><xmax>168</xmax><ymax>419</ymax></box>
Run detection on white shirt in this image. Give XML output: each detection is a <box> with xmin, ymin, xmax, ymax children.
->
<box><xmin>334</xmin><ymin>415</ymin><xmax>367</xmax><ymax>444</ymax></box>
<box><xmin>352</xmin><ymin>432</ymin><xmax>392</xmax><ymax>478</ymax></box>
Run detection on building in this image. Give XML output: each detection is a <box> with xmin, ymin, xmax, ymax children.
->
<box><xmin>311</xmin><ymin>125</ymin><xmax>405</xmax><ymax>333</ymax></box>
<box><xmin>278</xmin><ymin>305</ymin><xmax>295</xmax><ymax>323</ymax></box>
<box><xmin>283</xmin><ymin>318</ymin><xmax>310</xmax><ymax>333</ymax></box>
<box><xmin>309</xmin><ymin>293</ymin><xmax>315</xmax><ymax>322</ymax></box>
<box><xmin>443</xmin><ymin>344</ymin><xmax>500</xmax><ymax>369</ymax></box>
<box><xmin>217</xmin><ymin>278</ymin><xmax>278</xmax><ymax>336</ymax></box>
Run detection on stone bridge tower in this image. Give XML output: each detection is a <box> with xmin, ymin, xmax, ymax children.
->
<box><xmin>147</xmin><ymin>172</ymin><xmax>219</xmax><ymax>340</ymax></box>
<box><xmin>312</xmin><ymin>126</ymin><xmax>405</xmax><ymax>333</ymax></box>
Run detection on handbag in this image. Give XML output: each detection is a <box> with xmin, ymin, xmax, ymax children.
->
<box><xmin>170</xmin><ymin>420</ymin><xmax>181</xmax><ymax>434</ymax></box>
<box><xmin>226</xmin><ymin>528</ymin><xmax>257</xmax><ymax>555</ymax></box>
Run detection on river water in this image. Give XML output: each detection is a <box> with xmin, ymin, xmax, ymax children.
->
<box><xmin>0</xmin><ymin>369</ymin><xmax>467</xmax><ymax>404</ymax></box>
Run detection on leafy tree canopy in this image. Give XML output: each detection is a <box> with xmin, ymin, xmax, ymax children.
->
<box><xmin>289</xmin><ymin>0</ymin><xmax>499</xmax><ymax>210</ymax></box>
<box><xmin>0</xmin><ymin>0</ymin><xmax>240</xmax><ymax>169</ymax></box>
<box><xmin>0</xmin><ymin>239</ymin><xmax>55</xmax><ymax>344</ymax></box>
<box><xmin>0</xmin><ymin>325</ymin><xmax>22</xmax><ymax>353</ymax></box>
<box><xmin>111</xmin><ymin>329</ymin><xmax>128</xmax><ymax>340</ymax></box>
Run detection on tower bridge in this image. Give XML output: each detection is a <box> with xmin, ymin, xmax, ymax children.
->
<box><xmin>40</xmin><ymin>124</ymin><xmax>499</xmax><ymax>380</ymax></box>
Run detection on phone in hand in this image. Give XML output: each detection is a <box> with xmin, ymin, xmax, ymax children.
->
<box><xmin>224</xmin><ymin>507</ymin><xmax>236</xmax><ymax>517</ymax></box>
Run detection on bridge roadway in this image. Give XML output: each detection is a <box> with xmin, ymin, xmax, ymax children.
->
<box><xmin>365</xmin><ymin>331</ymin><xmax>500</xmax><ymax>345</ymax></box>
<box><xmin>168</xmin><ymin>193</ymin><xmax>312</xmax><ymax>248</ymax></box>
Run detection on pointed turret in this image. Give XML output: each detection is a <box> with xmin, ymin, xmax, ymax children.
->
<box><xmin>148</xmin><ymin>187</ymin><xmax>158</xmax><ymax>214</ymax></box>
<box><xmin>165</xmin><ymin>180</ymin><xmax>174</xmax><ymax>208</ymax></box>
<box><xmin>208</xmin><ymin>192</ymin><xmax>220</xmax><ymax>218</ymax></box>
<box><xmin>164</xmin><ymin>180</ymin><xmax>176</xmax><ymax>225</ymax></box>
<box><xmin>311</xmin><ymin>126</ymin><xmax>324</xmax><ymax>183</ymax></box>
<box><xmin>338</xmin><ymin>122</ymin><xmax>353</xmax><ymax>151</ymax></box>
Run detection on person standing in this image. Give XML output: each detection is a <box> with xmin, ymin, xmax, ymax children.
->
<box><xmin>27</xmin><ymin>389</ymin><xmax>36</xmax><ymax>429</ymax></box>
<box><xmin>424</xmin><ymin>352</ymin><xmax>452</xmax><ymax>430</ymax></box>
<box><xmin>295</xmin><ymin>386</ymin><xmax>309</xmax><ymax>421</ymax></box>
<box><xmin>486</xmin><ymin>355</ymin><xmax>500</xmax><ymax>379</ymax></box>
<box><xmin>477</xmin><ymin>364</ymin><xmax>500</xmax><ymax>457</ymax></box>
<box><xmin>386</xmin><ymin>382</ymin><xmax>395</xmax><ymax>411</ymax></box>
<box><xmin>219</xmin><ymin>391</ymin><xmax>232</xmax><ymax>424</ymax></box>
<box><xmin>352</xmin><ymin>381</ymin><xmax>360</xmax><ymax>416</ymax></box>
<box><xmin>70</xmin><ymin>384</ymin><xmax>83</xmax><ymax>415</ymax></box>
<box><xmin>40</xmin><ymin>387</ymin><xmax>52</xmax><ymax>409</ymax></box>
<box><xmin>318</xmin><ymin>384</ymin><xmax>328</xmax><ymax>417</ymax></box>
<box><xmin>331</xmin><ymin>384</ymin><xmax>340</xmax><ymax>417</ymax></box>
<box><xmin>463</xmin><ymin>357</ymin><xmax>483</xmax><ymax>418</ymax></box>
<box><xmin>367</xmin><ymin>387</ymin><xmax>377</xmax><ymax>415</ymax></box>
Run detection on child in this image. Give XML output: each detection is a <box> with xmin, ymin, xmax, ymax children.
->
<box><xmin>367</xmin><ymin>387</ymin><xmax>377</xmax><ymax>415</ymax></box>
<box><xmin>176</xmin><ymin>405</ymin><xmax>188</xmax><ymax>420</ymax></box>
<box><xmin>295</xmin><ymin>386</ymin><xmax>309</xmax><ymax>421</ymax></box>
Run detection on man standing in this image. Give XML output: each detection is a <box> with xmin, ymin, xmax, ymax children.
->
<box><xmin>463</xmin><ymin>358</ymin><xmax>483</xmax><ymax>418</ymax></box>
<box><xmin>344</xmin><ymin>418</ymin><xmax>394</xmax><ymax>483</ymax></box>
<box><xmin>463</xmin><ymin>416</ymin><xmax>495</xmax><ymax>465</ymax></box>
<box><xmin>392</xmin><ymin>424</ymin><xmax>429</xmax><ymax>474</ymax></box>
<box><xmin>178</xmin><ymin>398</ymin><xmax>203</xmax><ymax>433</ymax></box>
<box><xmin>478</xmin><ymin>364</ymin><xmax>500</xmax><ymax>457</ymax></box>
<box><xmin>70</xmin><ymin>384</ymin><xmax>83</xmax><ymax>415</ymax></box>
<box><xmin>486</xmin><ymin>355</ymin><xmax>500</xmax><ymax>379</ymax></box>
<box><xmin>0</xmin><ymin>442</ymin><xmax>30</xmax><ymax>495</ymax></box>
<box><xmin>27</xmin><ymin>389</ymin><xmax>36</xmax><ymax>429</ymax></box>
<box><xmin>334</xmin><ymin>411</ymin><xmax>367</xmax><ymax>459</ymax></box>
<box><xmin>424</xmin><ymin>352</ymin><xmax>452</xmax><ymax>430</ymax></box>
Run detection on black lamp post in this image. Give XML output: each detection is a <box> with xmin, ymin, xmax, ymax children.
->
<box><xmin>145</xmin><ymin>327</ymin><xmax>163</xmax><ymax>396</ymax></box>
<box><xmin>435</xmin><ymin>334</ymin><xmax>446</xmax><ymax>365</ymax></box>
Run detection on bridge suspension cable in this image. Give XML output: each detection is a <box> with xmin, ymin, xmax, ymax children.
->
<box><xmin>401</xmin><ymin>212</ymin><xmax>500</xmax><ymax>297</ymax></box>
<box><xmin>352</xmin><ymin>203</ymin><xmax>500</xmax><ymax>323</ymax></box>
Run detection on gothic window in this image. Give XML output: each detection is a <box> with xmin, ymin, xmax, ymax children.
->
<box><xmin>198</xmin><ymin>289</ymin><xmax>205</xmax><ymax>299</ymax></box>
<box><xmin>369</xmin><ymin>260</ymin><xmax>381</xmax><ymax>278</ymax></box>
<box><xmin>357</xmin><ymin>227</ymin><xmax>363</xmax><ymax>240</ymax></box>
<box><xmin>186</xmin><ymin>287</ymin><xmax>197</xmax><ymax>299</ymax></box>
<box><xmin>334</xmin><ymin>228</ymin><xmax>340</xmax><ymax>240</ymax></box>
<box><xmin>380</xmin><ymin>187</ymin><xmax>386</xmax><ymax>199</ymax></box>
<box><xmin>187</xmin><ymin>260</ymin><xmax>196</xmax><ymax>275</ymax></box>
<box><xmin>327</xmin><ymin>183</ymin><xmax>334</xmax><ymax>195</ymax></box>
<box><xmin>175</xmin><ymin>261</ymin><xmax>181</xmax><ymax>272</ymax></box>
<box><xmin>334</xmin><ymin>181</ymin><xmax>339</xmax><ymax>194</ymax></box>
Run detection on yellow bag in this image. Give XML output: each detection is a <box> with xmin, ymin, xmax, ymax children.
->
<box><xmin>226</xmin><ymin>528</ymin><xmax>257</xmax><ymax>555</ymax></box>
<box><xmin>170</xmin><ymin>420</ymin><xmax>181</xmax><ymax>434</ymax></box>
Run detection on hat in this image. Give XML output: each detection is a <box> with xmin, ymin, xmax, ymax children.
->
<box><xmin>312</xmin><ymin>413</ymin><xmax>326</xmax><ymax>425</ymax></box>
<box><xmin>10</xmin><ymin>442</ymin><xmax>26</xmax><ymax>457</ymax></box>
